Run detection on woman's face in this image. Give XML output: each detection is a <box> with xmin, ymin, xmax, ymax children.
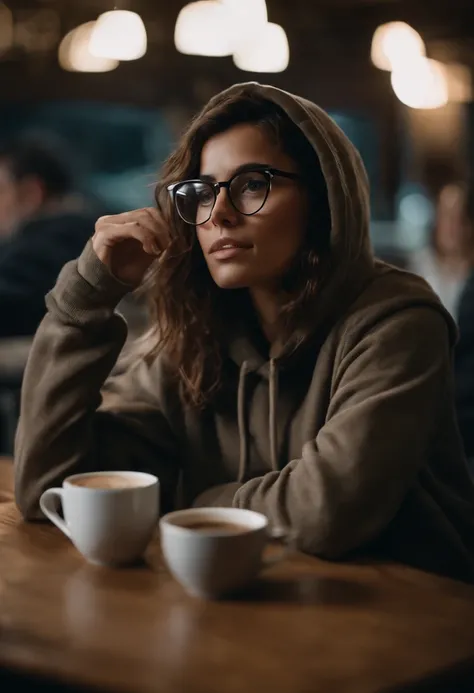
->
<box><xmin>196</xmin><ymin>123</ymin><xmax>309</xmax><ymax>290</ymax></box>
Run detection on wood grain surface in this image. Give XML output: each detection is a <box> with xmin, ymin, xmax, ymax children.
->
<box><xmin>1</xmin><ymin>458</ymin><xmax>474</xmax><ymax>693</ymax></box>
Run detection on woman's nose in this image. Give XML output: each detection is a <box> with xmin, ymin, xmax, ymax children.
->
<box><xmin>209</xmin><ymin>187</ymin><xmax>239</xmax><ymax>227</ymax></box>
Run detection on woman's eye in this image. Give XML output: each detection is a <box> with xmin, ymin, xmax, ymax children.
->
<box><xmin>242</xmin><ymin>178</ymin><xmax>266</xmax><ymax>193</ymax></box>
<box><xmin>197</xmin><ymin>190</ymin><xmax>214</xmax><ymax>205</ymax></box>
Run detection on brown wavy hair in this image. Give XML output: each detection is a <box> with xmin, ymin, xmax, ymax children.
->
<box><xmin>146</xmin><ymin>88</ymin><xmax>331</xmax><ymax>407</ymax></box>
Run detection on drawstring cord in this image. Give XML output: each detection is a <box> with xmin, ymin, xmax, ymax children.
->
<box><xmin>269</xmin><ymin>359</ymin><xmax>279</xmax><ymax>472</ymax></box>
<box><xmin>236</xmin><ymin>359</ymin><xmax>279</xmax><ymax>483</ymax></box>
<box><xmin>237</xmin><ymin>361</ymin><xmax>248</xmax><ymax>483</ymax></box>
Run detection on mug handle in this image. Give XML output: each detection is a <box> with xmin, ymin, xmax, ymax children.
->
<box><xmin>262</xmin><ymin>526</ymin><xmax>296</xmax><ymax>568</ymax></box>
<box><xmin>39</xmin><ymin>488</ymin><xmax>71</xmax><ymax>539</ymax></box>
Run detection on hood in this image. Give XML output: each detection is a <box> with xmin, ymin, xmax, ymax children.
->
<box><xmin>200</xmin><ymin>81</ymin><xmax>375</xmax><ymax>368</ymax></box>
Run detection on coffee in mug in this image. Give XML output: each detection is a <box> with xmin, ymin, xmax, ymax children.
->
<box><xmin>160</xmin><ymin>507</ymin><xmax>291</xmax><ymax>599</ymax></box>
<box><xmin>39</xmin><ymin>471</ymin><xmax>159</xmax><ymax>566</ymax></box>
<box><xmin>68</xmin><ymin>474</ymin><xmax>146</xmax><ymax>490</ymax></box>
<box><xmin>180</xmin><ymin>520</ymin><xmax>249</xmax><ymax>534</ymax></box>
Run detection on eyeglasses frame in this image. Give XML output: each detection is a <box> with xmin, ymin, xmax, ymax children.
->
<box><xmin>166</xmin><ymin>167</ymin><xmax>301</xmax><ymax>226</ymax></box>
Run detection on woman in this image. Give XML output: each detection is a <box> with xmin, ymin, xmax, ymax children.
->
<box><xmin>14</xmin><ymin>83</ymin><xmax>474</xmax><ymax>582</ymax></box>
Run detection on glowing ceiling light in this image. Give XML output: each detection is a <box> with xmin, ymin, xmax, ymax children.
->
<box><xmin>221</xmin><ymin>0</ymin><xmax>267</xmax><ymax>39</ymax></box>
<box><xmin>89</xmin><ymin>10</ymin><xmax>147</xmax><ymax>61</ymax></box>
<box><xmin>371</xmin><ymin>22</ymin><xmax>425</xmax><ymax>71</ymax></box>
<box><xmin>174</xmin><ymin>1</ymin><xmax>235</xmax><ymax>57</ymax></box>
<box><xmin>391</xmin><ymin>58</ymin><xmax>448</xmax><ymax>109</ymax></box>
<box><xmin>233</xmin><ymin>22</ymin><xmax>289</xmax><ymax>73</ymax></box>
<box><xmin>58</xmin><ymin>22</ymin><xmax>119</xmax><ymax>73</ymax></box>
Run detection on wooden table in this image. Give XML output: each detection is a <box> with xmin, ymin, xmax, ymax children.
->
<box><xmin>1</xmin><ymin>458</ymin><xmax>474</xmax><ymax>693</ymax></box>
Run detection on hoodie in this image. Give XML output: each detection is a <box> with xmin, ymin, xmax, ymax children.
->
<box><xmin>14</xmin><ymin>83</ymin><xmax>474</xmax><ymax>583</ymax></box>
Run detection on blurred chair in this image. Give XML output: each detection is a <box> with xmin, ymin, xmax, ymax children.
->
<box><xmin>0</xmin><ymin>337</ymin><xmax>31</xmax><ymax>454</ymax></box>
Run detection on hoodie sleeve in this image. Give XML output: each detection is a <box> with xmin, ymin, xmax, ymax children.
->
<box><xmin>196</xmin><ymin>307</ymin><xmax>452</xmax><ymax>557</ymax></box>
<box><xmin>14</xmin><ymin>241</ymin><xmax>180</xmax><ymax>519</ymax></box>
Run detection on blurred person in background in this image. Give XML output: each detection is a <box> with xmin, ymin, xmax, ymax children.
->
<box><xmin>454</xmin><ymin>184</ymin><xmax>474</xmax><ymax>469</ymax></box>
<box><xmin>409</xmin><ymin>182</ymin><xmax>473</xmax><ymax>319</ymax></box>
<box><xmin>0</xmin><ymin>135</ymin><xmax>94</xmax><ymax>337</ymax></box>
<box><xmin>14</xmin><ymin>83</ymin><xmax>474</xmax><ymax>583</ymax></box>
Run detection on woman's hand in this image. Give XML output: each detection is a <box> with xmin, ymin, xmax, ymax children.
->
<box><xmin>92</xmin><ymin>207</ymin><xmax>167</xmax><ymax>286</ymax></box>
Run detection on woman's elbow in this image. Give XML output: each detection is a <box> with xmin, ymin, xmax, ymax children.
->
<box><xmin>290</xmin><ymin>511</ymin><xmax>385</xmax><ymax>560</ymax></box>
<box><xmin>14</xmin><ymin>477</ymin><xmax>44</xmax><ymax>521</ymax></box>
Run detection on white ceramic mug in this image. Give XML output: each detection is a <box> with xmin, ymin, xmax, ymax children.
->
<box><xmin>160</xmin><ymin>507</ymin><xmax>292</xmax><ymax>599</ymax></box>
<box><xmin>39</xmin><ymin>471</ymin><xmax>159</xmax><ymax>566</ymax></box>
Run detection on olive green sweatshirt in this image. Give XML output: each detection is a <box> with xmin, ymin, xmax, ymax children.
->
<box><xmin>14</xmin><ymin>83</ymin><xmax>474</xmax><ymax>582</ymax></box>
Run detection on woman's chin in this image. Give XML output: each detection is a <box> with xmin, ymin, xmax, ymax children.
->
<box><xmin>211</xmin><ymin>269</ymin><xmax>252</xmax><ymax>290</ymax></box>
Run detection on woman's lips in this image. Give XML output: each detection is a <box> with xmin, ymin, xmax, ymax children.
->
<box><xmin>211</xmin><ymin>246</ymin><xmax>251</xmax><ymax>260</ymax></box>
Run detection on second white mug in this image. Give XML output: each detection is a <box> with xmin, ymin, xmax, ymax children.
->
<box><xmin>160</xmin><ymin>507</ymin><xmax>291</xmax><ymax>598</ymax></box>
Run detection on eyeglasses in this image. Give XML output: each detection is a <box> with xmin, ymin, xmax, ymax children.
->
<box><xmin>167</xmin><ymin>167</ymin><xmax>301</xmax><ymax>226</ymax></box>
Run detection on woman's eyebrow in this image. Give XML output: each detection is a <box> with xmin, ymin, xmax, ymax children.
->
<box><xmin>199</xmin><ymin>162</ymin><xmax>271</xmax><ymax>182</ymax></box>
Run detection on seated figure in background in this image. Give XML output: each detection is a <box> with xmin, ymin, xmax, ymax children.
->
<box><xmin>0</xmin><ymin>135</ymin><xmax>94</xmax><ymax>337</ymax></box>
<box><xmin>408</xmin><ymin>182</ymin><xmax>473</xmax><ymax>320</ymax></box>
<box><xmin>14</xmin><ymin>83</ymin><xmax>474</xmax><ymax>584</ymax></box>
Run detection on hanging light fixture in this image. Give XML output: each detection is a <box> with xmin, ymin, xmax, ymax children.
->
<box><xmin>58</xmin><ymin>22</ymin><xmax>118</xmax><ymax>73</ymax></box>
<box><xmin>174</xmin><ymin>1</ymin><xmax>235</xmax><ymax>57</ymax></box>
<box><xmin>233</xmin><ymin>22</ymin><xmax>289</xmax><ymax>73</ymax></box>
<box><xmin>221</xmin><ymin>0</ymin><xmax>267</xmax><ymax>39</ymax></box>
<box><xmin>391</xmin><ymin>58</ymin><xmax>448</xmax><ymax>109</ymax></box>
<box><xmin>371</xmin><ymin>22</ymin><xmax>425</xmax><ymax>71</ymax></box>
<box><xmin>89</xmin><ymin>10</ymin><xmax>147</xmax><ymax>61</ymax></box>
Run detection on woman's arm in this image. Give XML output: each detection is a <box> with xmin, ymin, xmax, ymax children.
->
<box><xmin>195</xmin><ymin>308</ymin><xmax>456</xmax><ymax>555</ymax></box>
<box><xmin>15</xmin><ymin>242</ymin><xmax>179</xmax><ymax>519</ymax></box>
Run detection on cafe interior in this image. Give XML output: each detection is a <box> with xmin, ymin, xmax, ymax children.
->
<box><xmin>2</xmin><ymin>0</ymin><xmax>474</xmax><ymax>691</ymax></box>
